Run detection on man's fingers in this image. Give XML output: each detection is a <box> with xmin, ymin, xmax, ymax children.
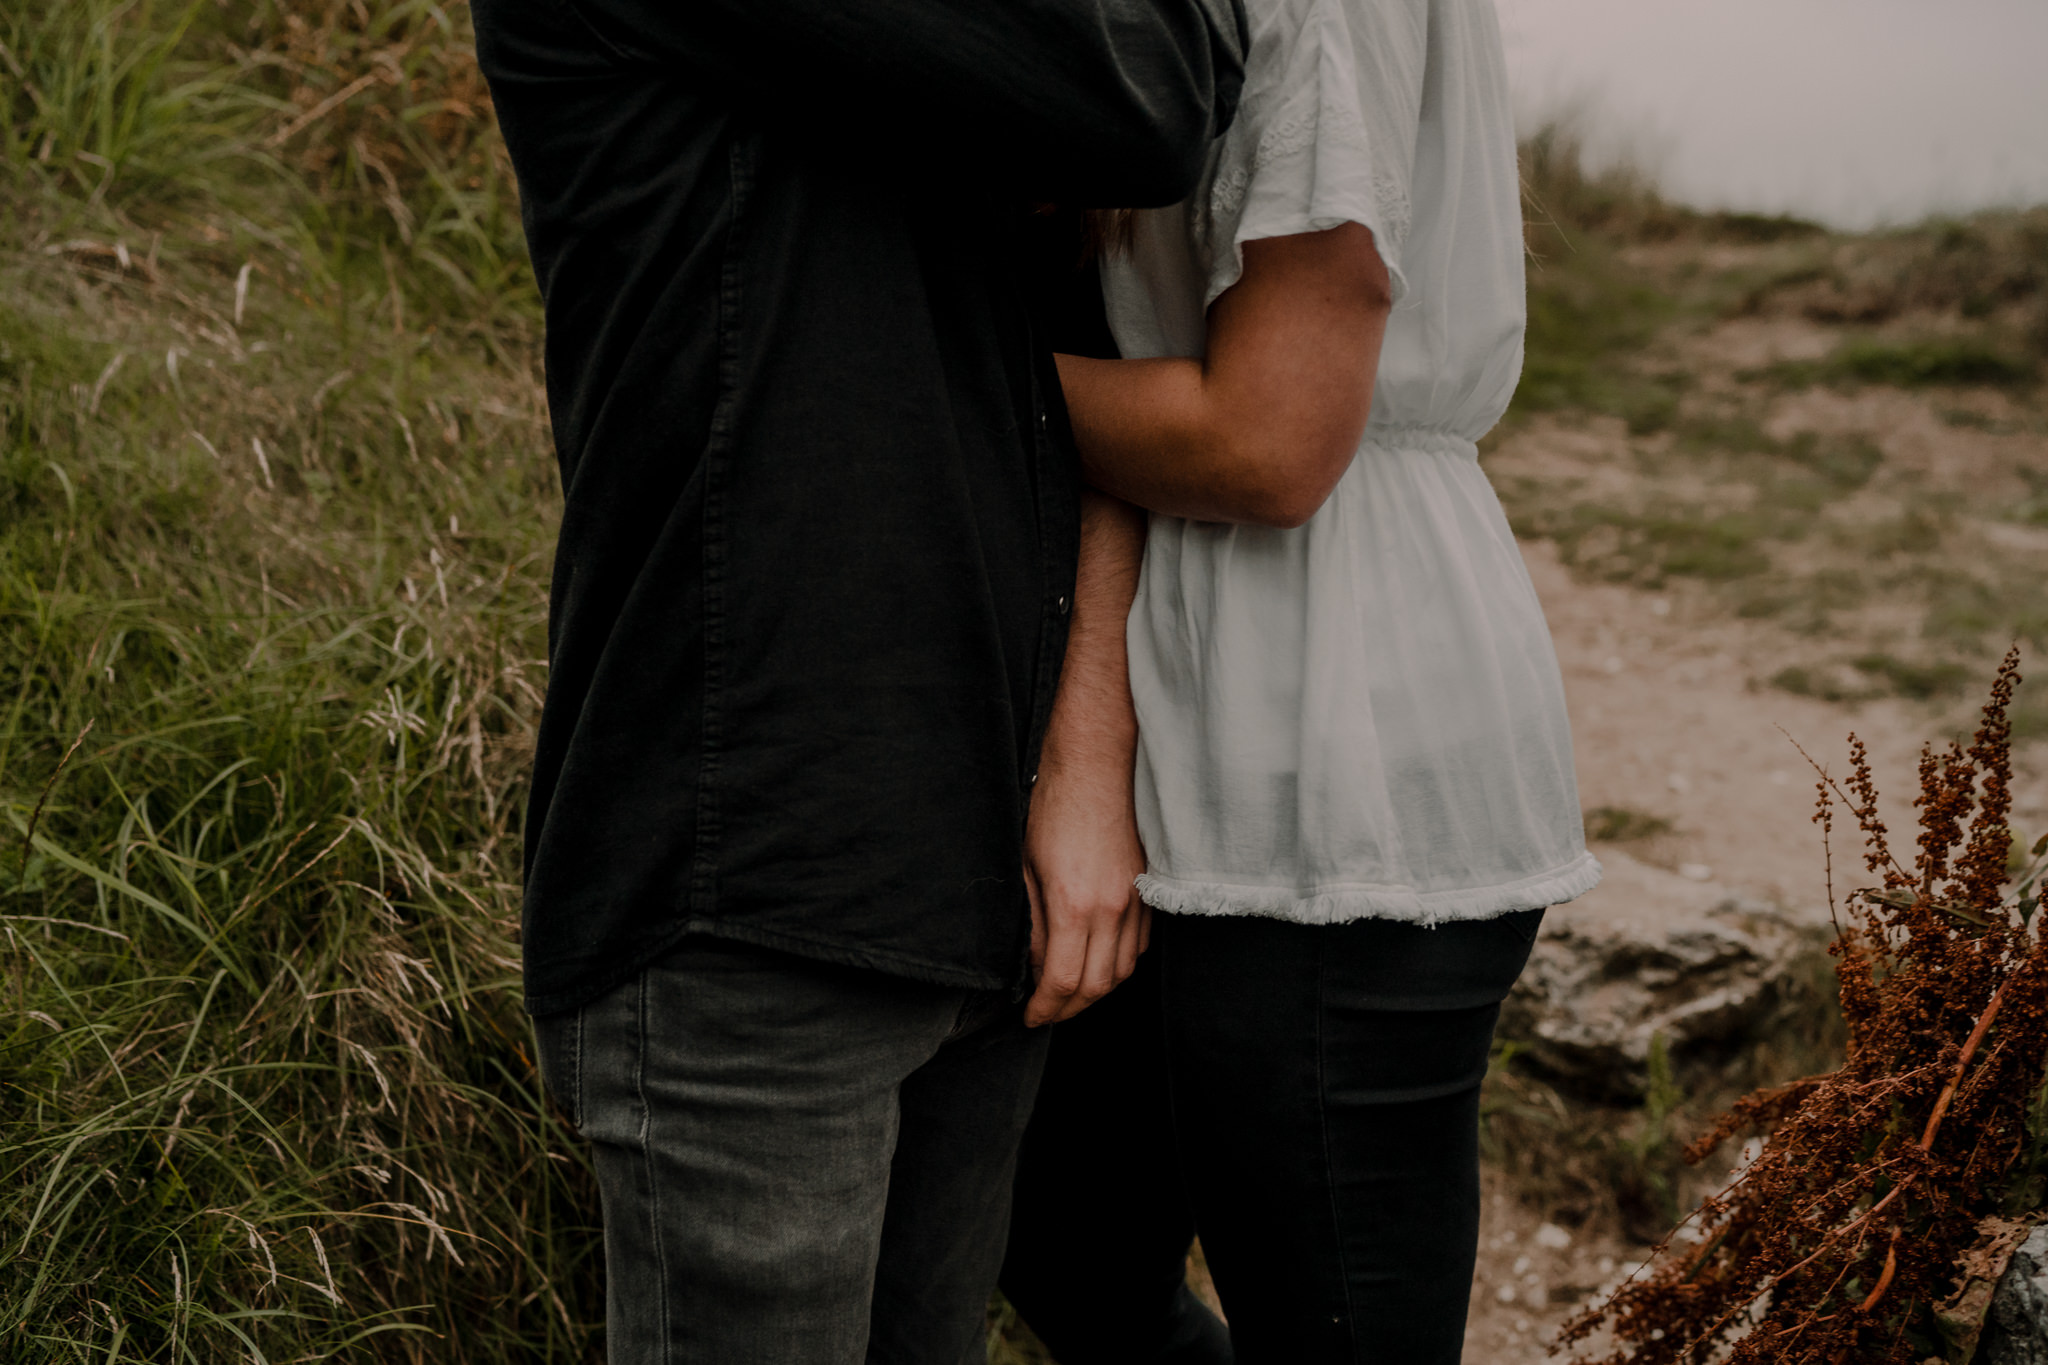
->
<box><xmin>1024</xmin><ymin>972</ymin><xmax>1082</xmax><ymax>1026</ymax></box>
<box><xmin>1024</xmin><ymin>913</ymin><xmax>1089</xmax><ymax>1027</ymax></box>
<box><xmin>1113</xmin><ymin>889</ymin><xmax>1144</xmax><ymax>982</ymax></box>
<box><xmin>1050</xmin><ymin>914</ymin><xmax>1124</xmax><ymax>1024</ymax></box>
<box><xmin>1137</xmin><ymin>900</ymin><xmax>1154</xmax><ymax>955</ymax></box>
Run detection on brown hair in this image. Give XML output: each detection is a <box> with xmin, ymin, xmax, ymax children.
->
<box><xmin>1081</xmin><ymin>208</ymin><xmax>1137</xmax><ymax>262</ymax></box>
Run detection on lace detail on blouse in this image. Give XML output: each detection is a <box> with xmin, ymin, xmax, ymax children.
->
<box><xmin>1201</xmin><ymin>94</ymin><xmax>1413</xmax><ymax>255</ymax></box>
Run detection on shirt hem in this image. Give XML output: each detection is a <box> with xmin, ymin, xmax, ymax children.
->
<box><xmin>523</xmin><ymin>917</ymin><xmax>1020</xmax><ymax>1017</ymax></box>
<box><xmin>1134</xmin><ymin>851</ymin><xmax>1604</xmax><ymax>926</ymax></box>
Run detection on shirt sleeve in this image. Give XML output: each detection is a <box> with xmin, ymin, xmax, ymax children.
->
<box><xmin>1197</xmin><ymin>0</ymin><xmax>1425</xmax><ymax>307</ymax></box>
<box><xmin>551</xmin><ymin>0</ymin><xmax>1249</xmax><ymax>208</ymax></box>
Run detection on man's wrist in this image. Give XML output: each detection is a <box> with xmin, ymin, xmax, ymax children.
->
<box><xmin>1036</xmin><ymin>720</ymin><xmax>1137</xmax><ymax>789</ymax></box>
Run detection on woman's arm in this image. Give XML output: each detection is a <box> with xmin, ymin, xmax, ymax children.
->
<box><xmin>1057</xmin><ymin>221</ymin><xmax>1393</xmax><ymax>528</ymax></box>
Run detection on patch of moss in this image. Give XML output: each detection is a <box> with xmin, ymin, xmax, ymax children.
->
<box><xmin>1512</xmin><ymin>218</ymin><xmax>1684</xmax><ymax>430</ymax></box>
<box><xmin>2012</xmin><ymin>678</ymin><xmax>2048</xmax><ymax>742</ymax></box>
<box><xmin>2015</xmin><ymin>468</ymin><xmax>2048</xmax><ymax>525</ymax></box>
<box><xmin>1921</xmin><ymin>573</ymin><xmax>2048</xmax><ymax>648</ymax></box>
<box><xmin>1850</xmin><ymin>653</ymin><xmax>1973</xmax><ymax>700</ymax></box>
<box><xmin>1753</xmin><ymin>337</ymin><xmax>2036</xmax><ymax>391</ymax></box>
<box><xmin>1837</xmin><ymin>338</ymin><xmax>2034</xmax><ymax>387</ymax></box>
<box><xmin>1537</xmin><ymin>504</ymin><xmax>1776</xmax><ymax>586</ymax></box>
<box><xmin>1584</xmin><ymin>806</ymin><xmax>1676</xmax><ymax>842</ymax></box>
<box><xmin>1702</xmin><ymin>211</ymin><xmax>1829</xmax><ymax>245</ymax></box>
<box><xmin>1670</xmin><ymin>418</ymin><xmax>1884</xmax><ymax>510</ymax></box>
<box><xmin>1771</xmin><ymin>665</ymin><xmax>1882</xmax><ymax>704</ymax></box>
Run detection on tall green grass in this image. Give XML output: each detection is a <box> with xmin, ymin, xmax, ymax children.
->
<box><xmin>2</xmin><ymin>2</ymin><xmax>601</xmax><ymax>1359</ymax></box>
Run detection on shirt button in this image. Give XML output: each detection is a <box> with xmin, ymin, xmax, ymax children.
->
<box><xmin>1055</xmin><ymin>595</ymin><xmax>1070</xmax><ymax>616</ymax></box>
<box><xmin>1029</xmin><ymin>771</ymin><xmax>1039</xmax><ymax>786</ymax></box>
<box><xmin>1037</xmin><ymin>408</ymin><xmax>1048</xmax><ymax>432</ymax></box>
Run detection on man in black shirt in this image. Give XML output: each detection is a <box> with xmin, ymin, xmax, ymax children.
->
<box><xmin>473</xmin><ymin>2</ymin><xmax>1243</xmax><ymax>1357</ymax></box>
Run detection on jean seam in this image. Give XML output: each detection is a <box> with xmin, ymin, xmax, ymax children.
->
<box><xmin>634</xmin><ymin>971</ymin><xmax>672</xmax><ymax>1365</ymax></box>
<box><xmin>1314</xmin><ymin>949</ymin><xmax>1360</xmax><ymax>1361</ymax></box>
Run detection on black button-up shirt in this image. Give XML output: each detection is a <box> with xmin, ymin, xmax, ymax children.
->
<box><xmin>474</xmin><ymin>0</ymin><xmax>1244</xmax><ymax>1014</ymax></box>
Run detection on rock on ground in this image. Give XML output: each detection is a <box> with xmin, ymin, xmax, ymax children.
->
<box><xmin>1499</xmin><ymin>892</ymin><xmax>1820</xmax><ymax>1101</ymax></box>
<box><xmin>1982</xmin><ymin>1226</ymin><xmax>2048</xmax><ymax>1365</ymax></box>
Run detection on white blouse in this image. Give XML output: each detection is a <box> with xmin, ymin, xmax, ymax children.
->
<box><xmin>1104</xmin><ymin>0</ymin><xmax>1601</xmax><ymax>925</ymax></box>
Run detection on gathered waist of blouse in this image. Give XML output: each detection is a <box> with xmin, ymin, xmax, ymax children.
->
<box><xmin>1354</xmin><ymin>424</ymin><xmax>1482</xmax><ymax>461</ymax></box>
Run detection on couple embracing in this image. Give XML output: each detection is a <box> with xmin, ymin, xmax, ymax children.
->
<box><xmin>474</xmin><ymin>0</ymin><xmax>1599</xmax><ymax>1359</ymax></box>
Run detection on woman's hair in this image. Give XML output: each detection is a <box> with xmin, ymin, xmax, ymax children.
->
<box><xmin>1081</xmin><ymin>208</ymin><xmax>1136</xmax><ymax>262</ymax></box>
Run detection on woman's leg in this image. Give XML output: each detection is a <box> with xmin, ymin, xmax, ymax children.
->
<box><xmin>1000</xmin><ymin>950</ymin><xmax>1233</xmax><ymax>1365</ymax></box>
<box><xmin>1158</xmin><ymin>912</ymin><xmax>1540</xmax><ymax>1365</ymax></box>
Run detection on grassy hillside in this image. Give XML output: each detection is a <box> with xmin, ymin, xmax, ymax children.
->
<box><xmin>1</xmin><ymin>2</ymin><xmax>598</xmax><ymax>1360</ymax></box>
<box><xmin>1501</xmin><ymin>129</ymin><xmax>2048</xmax><ymax>731</ymax></box>
<box><xmin>3</xmin><ymin>5</ymin><xmax>2045</xmax><ymax>1364</ymax></box>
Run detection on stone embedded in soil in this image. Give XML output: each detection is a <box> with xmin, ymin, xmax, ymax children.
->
<box><xmin>1498</xmin><ymin>896</ymin><xmax>1816</xmax><ymax>1101</ymax></box>
<box><xmin>1982</xmin><ymin>1226</ymin><xmax>2048</xmax><ymax>1365</ymax></box>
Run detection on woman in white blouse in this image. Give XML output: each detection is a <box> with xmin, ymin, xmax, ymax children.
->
<box><xmin>999</xmin><ymin>0</ymin><xmax>1599</xmax><ymax>1358</ymax></box>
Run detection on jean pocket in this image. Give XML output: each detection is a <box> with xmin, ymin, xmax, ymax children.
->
<box><xmin>532</xmin><ymin>1007</ymin><xmax>584</xmax><ymax>1131</ymax></box>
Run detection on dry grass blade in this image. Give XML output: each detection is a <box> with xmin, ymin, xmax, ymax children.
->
<box><xmin>19</xmin><ymin>718</ymin><xmax>91</xmax><ymax>881</ymax></box>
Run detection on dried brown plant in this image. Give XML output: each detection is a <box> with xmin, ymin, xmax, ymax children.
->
<box><xmin>1558</xmin><ymin>647</ymin><xmax>2048</xmax><ymax>1365</ymax></box>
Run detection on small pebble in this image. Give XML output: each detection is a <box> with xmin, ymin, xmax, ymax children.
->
<box><xmin>1534</xmin><ymin>1222</ymin><xmax>1572</xmax><ymax>1250</ymax></box>
<box><xmin>1497</xmin><ymin>1284</ymin><xmax>1517</xmax><ymax>1304</ymax></box>
<box><xmin>1650</xmin><ymin>598</ymin><xmax>1671</xmax><ymax>617</ymax></box>
<box><xmin>1667</xmin><ymin>771</ymin><xmax>1692</xmax><ymax>793</ymax></box>
<box><xmin>1679</xmin><ymin>862</ymin><xmax>1714</xmax><ymax>882</ymax></box>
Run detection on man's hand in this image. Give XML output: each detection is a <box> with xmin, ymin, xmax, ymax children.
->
<box><xmin>1023</xmin><ymin>755</ymin><xmax>1149</xmax><ymax>1027</ymax></box>
<box><xmin>1020</xmin><ymin>486</ymin><xmax>1149</xmax><ymax>1028</ymax></box>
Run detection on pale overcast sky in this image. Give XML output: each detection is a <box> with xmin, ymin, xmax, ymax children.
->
<box><xmin>1495</xmin><ymin>0</ymin><xmax>2048</xmax><ymax>229</ymax></box>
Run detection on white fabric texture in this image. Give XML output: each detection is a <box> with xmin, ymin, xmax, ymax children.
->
<box><xmin>1102</xmin><ymin>0</ymin><xmax>1601</xmax><ymax>925</ymax></box>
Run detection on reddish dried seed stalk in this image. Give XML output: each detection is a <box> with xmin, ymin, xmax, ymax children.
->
<box><xmin>1558</xmin><ymin>648</ymin><xmax>2048</xmax><ymax>1365</ymax></box>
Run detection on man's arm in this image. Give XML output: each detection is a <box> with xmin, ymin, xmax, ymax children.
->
<box><xmin>1057</xmin><ymin>223</ymin><xmax>1393</xmax><ymax>526</ymax></box>
<box><xmin>1023</xmin><ymin>488</ymin><xmax>1148</xmax><ymax>1026</ymax></box>
<box><xmin>551</xmin><ymin>0</ymin><xmax>1247</xmax><ymax>205</ymax></box>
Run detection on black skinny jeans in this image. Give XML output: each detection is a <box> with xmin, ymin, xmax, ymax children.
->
<box><xmin>1001</xmin><ymin>908</ymin><xmax>1543</xmax><ymax>1365</ymax></box>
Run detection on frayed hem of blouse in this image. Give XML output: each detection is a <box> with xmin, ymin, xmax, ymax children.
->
<box><xmin>1134</xmin><ymin>852</ymin><xmax>1605</xmax><ymax>926</ymax></box>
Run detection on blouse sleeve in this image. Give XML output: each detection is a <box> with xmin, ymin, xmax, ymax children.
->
<box><xmin>1196</xmin><ymin>0</ymin><xmax>1426</xmax><ymax>308</ymax></box>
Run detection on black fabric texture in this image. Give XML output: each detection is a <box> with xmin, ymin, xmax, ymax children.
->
<box><xmin>1001</xmin><ymin>951</ymin><xmax>1233</xmax><ymax>1365</ymax></box>
<box><xmin>1005</xmin><ymin>910</ymin><xmax>1544</xmax><ymax>1364</ymax></box>
<box><xmin>471</xmin><ymin>0</ymin><xmax>1245</xmax><ymax>1014</ymax></box>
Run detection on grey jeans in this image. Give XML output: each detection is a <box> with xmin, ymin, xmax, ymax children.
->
<box><xmin>534</xmin><ymin>938</ymin><xmax>1049</xmax><ymax>1365</ymax></box>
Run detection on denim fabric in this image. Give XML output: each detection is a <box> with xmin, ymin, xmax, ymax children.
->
<box><xmin>1004</xmin><ymin>909</ymin><xmax>1542</xmax><ymax>1365</ymax></box>
<box><xmin>536</xmin><ymin>939</ymin><xmax>1049</xmax><ymax>1365</ymax></box>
